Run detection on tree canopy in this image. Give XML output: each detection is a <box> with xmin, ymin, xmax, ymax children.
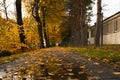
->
<box><xmin>0</xmin><ymin>0</ymin><xmax>95</xmax><ymax>51</ymax></box>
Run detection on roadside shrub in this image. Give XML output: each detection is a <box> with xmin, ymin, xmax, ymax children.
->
<box><xmin>0</xmin><ymin>50</ymin><xmax>12</xmax><ymax>57</ymax></box>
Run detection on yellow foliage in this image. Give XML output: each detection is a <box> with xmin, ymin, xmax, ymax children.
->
<box><xmin>23</xmin><ymin>17</ymin><xmax>40</xmax><ymax>49</ymax></box>
<box><xmin>0</xmin><ymin>17</ymin><xmax>41</xmax><ymax>51</ymax></box>
<box><xmin>23</xmin><ymin>0</ymin><xmax>66</xmax><ymax>45</ymax></box>
<box><xmin>0</xmin><ymin>20</ymin><xmax>21</xmax><ymax>51</ymax></box>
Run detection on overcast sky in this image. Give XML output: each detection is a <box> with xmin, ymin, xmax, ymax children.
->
<box><xmin>91</xmin><ymin>0</ymin><xmax>120</xmax><ymax>24</ymax></box>
<box><xmin>0</xmin><ymin>0</ymin><xmax>120</xmax><ymax>24</ymax></box>
<box><xmin>102</xmin><ymin>0</ymin><xmax>120</xmax><ymax>17</ymax></box>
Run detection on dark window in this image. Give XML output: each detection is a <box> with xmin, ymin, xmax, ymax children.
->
<box><xmin>91</xmin><ymin>28</ymin><xmax>95</xmax><ymax>37</ymax></box>
<box><xmin>87</xmin><ymin>32</ymin><xmax>89</xmax><ymax>38</ymax></box>
<box><xmin>114</xmin><ymin>19</ymin><xmax>118</xmax><ymax>32</ymax></box>
<box><xmin>104</xmin><ymin>23</ymin><xmax>109</xmax><ymax>35</ymax></box>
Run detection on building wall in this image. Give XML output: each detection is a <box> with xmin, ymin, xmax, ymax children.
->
<box><xmin>103</xmin><ymin>32</ymin><xmax>120</xmax><ymax>44</ymax></box>
<box><xmin>103</xmin><ymin>14</ymin><xmax>120</xmax><ymax>34</ymax></box>
<box><xmin>88</xmin><ymin>32</ymin><xmax>120</xmax><ymax>45</ymax></box>
<box><xmin>88</xmin><ymin>37</ymin><xmax>94</xmax><ymax>44</ymax></box>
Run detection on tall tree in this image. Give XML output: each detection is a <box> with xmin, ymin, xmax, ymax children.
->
<box><xmin>100</xmin><ymin>13</ymin><xmax>103</xmax><ymax>46</ymax></box>
<box><xmin>41</xmin><ymin>6</ymin><xmax>50</xmax><ymax>47</ymax></box>
<box><xmin>63</xmin><ymin>0</ymin><xmax>93</xmax><ymax>47</ymax></box>
<box><xmin>32</xmin><ymin>0</ymin><xmax>44</xmax><ymax>48</ymax></box>
<box><xmin>95</xmin><ymin>0</ymin><xmax>102</xmax><ymax>47</ymax></box>
<box><xmin>16</xmin><ymin>0</ymin><xmax>26</xmax><ymax>46</ymax></box>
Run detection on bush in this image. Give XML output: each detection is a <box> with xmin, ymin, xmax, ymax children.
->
<box><xmin>0</xmin><ymin>50</ymin><xmax>12</xmax><ymax>57</ymax></box>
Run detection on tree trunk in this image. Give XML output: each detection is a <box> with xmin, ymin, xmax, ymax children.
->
<box><xmin>81</xmin><ymin>24</ymin><xmax>88</xmax><ymax>46</ymax></box>
<box><xmin>69</xmin><ymin>0</ymin><xmax>81</xmax><ymax>47</ymax></box>
<box><xmin>16</xmin><ymin>0</ymin><xmax>23</xmax><ymax>25</ymax></box>
<box><xmin>100</xmin><ymin>13</ymin><xmax>103</xmax><ymax>46</ymax></box>
<box><xmin>32</xmin><ymin>0</ymin><xmax>44</xmax><ymax>48</ymax></box>
<box><xmin>38</xmin><ymin>22</ymin><xmax>44</xmax><ymax>48</ymax></box>
<box><xmin>80</xmin><ymin>0</ymin><xmax>87</xmax><ymax>47</ymax></box>
<box><xmin>95</xmin><ymin>0</ymin><xmax>102</xmax><ymax>47</ymax></box>
<box><xmin>42</xmin><ymin>7</ymin><xmax>50</xmax><ymax>47</ymax></box>
<box><xmin>44</xmin><ymin>28</ymin><xmax>50</xmax><ymax>47</ymax></box>
<box><xmin>16</xmin><ymin>0</ymin><xmax>26</xmax><ymax>44</ymax></box>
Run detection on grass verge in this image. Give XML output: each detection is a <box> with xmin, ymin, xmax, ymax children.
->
<box><xmin>69</xmin><ymin>47</ymin><xmax>120</xmax><ymax>63</ymax></box>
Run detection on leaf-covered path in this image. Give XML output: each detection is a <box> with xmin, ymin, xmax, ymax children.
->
<box><xmin>0</xmin><ymin>47</ymin><xmax>120</xmax><ymax>80</ymax></box>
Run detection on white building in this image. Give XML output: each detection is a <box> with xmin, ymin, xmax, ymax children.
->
<box><xmin>88</xmin><ymin>11</ymin><xmax>120</xmax><ymax>45</ymax></box>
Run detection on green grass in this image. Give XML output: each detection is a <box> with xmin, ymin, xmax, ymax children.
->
<box><xmin>69</xmin><ymin>47</ymin><xmax>120</xmax><ymax>63</ymax></box>
<box><xmin>1</xmin><ymin>47</ymin><xmax>120</xmax><ymax>64</ymax></box>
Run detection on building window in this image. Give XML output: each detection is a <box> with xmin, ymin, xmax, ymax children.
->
<box><xmin>103</xmin><ymin>23</ymin><xmax>109</xmax><ymax>35</ymax></box>
<box><xmin>91</xmin><ymin>29</ymin><xmax>95</xmax><ymax>37</ymax></box>
<box><xmin>114</xmin><ymin>19</ymin><xmax>118</xmax><ymax>32</ymax></box>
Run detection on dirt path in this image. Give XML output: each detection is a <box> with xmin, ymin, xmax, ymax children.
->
<box><xmin>0</xmin><ymin>47</ymin><xmax>120</xmax><ymax>80</ymax></box>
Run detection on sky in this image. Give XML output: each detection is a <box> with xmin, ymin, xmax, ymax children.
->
<box><xmin>0</xmin><ymin>0</ymin><xmax>120</xmax><ymax>24</ymax></box>
<box><xmin>102</xmin><ymin>0</ymin><xmax>120</xmax><ymax>17</ymax></box>
<box><xmin>0</xmin><ymin>0</ymin><xmax>26</xmax><ymax>19</ymax></box>
<box><xmin>91</xmin><ymin>0</ymin><xmax>120</xmax><ymax>24</ymax></box>
<box><xmin>0</xmin><ymin>0</ymin><xmax>15</xmax><ymax>18</ymax></box>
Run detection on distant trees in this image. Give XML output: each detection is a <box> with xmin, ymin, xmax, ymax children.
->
<box><xmin>44</xmin><ymin>0</ymin><xmax>65</xmax><ymax>46</ymax></box>
<box><xmin>61</xmin><ymin>0</ymin><xmax>93</xmax><ymax>47</ymax></box>
<box><xmin>23</xmin><ymin>0</ymin><xmax>65</xmax><ymax>47</ymax></box>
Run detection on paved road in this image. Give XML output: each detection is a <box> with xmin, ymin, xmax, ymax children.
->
<box><xmin>0</xmin><ymin>47</ymin><xmax>120</xmax><ymax>80</ymax></box>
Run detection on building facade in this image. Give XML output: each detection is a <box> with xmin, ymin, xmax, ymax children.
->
<box><xmin>88</xmin><ymin>11</ymin><xmax>120</xmax><ymax>45</ymax></box>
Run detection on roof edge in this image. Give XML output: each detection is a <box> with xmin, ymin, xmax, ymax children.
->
<box><xmin>103</xmin><ymin>11</ymin><xmax>120</xmax><ymax>21</ymax></box>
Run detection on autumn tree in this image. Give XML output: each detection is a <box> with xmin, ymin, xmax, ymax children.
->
<box><xmin>0</xmin><ymin>16</ymin><xmax>21</xmax><ymax>51</ymax></box>
<box><xmin>32</xmin><ymin>0</ymin><xmax>44</xmax><ymax>48</ymax></box>
<box><xmin>23</xmin><ymin>17</ymin><xmax>40</xmax><ymax>49</ymax></box>
<box><xmin>40</xmin><ymin>1</ymin><xmax>50</xmax><ymax>47</ymax></box>
<box><xmin>44</xmin><ymin>0</ymin><xmax>66</xmax><ymax>46</ymax></box>
<box><xmin>23</xmin><ymin>0</ymin><xmax>65</xmax><ymax>47</ymax></box>
<box><xmin>23</xmin><ymin>0</ymin><xmax>46</xmax><ymax>48</ymax></box>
